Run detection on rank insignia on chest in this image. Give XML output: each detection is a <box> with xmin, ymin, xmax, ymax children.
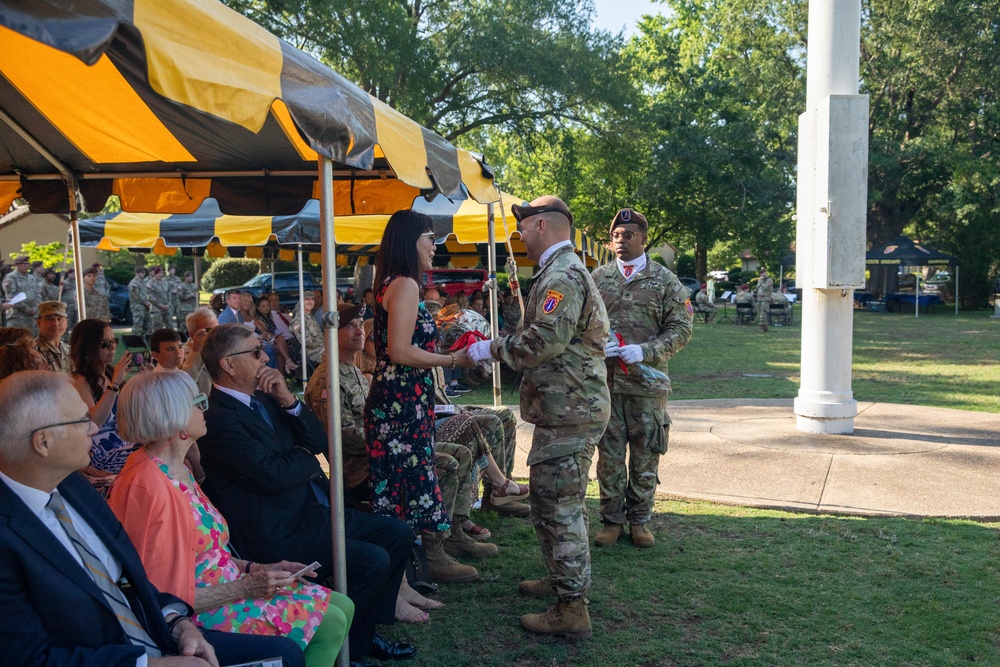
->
<box><xmin>685</xmin><ymin>298</ymin><xmax>694</xmax><ymax>315</ymax></box>
<box><xmin>542</xmin><ymin>289</ymin><xmax>565</xmax><ymax>314</ymax></box>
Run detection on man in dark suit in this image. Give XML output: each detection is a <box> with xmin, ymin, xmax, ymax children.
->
<box><xmin>0</xmin><ymin>370</ymin><xmax>304</xmax><ymax>667</ymax></box>
<box><xmin>197</xmin><ymin>325</ymin><xmax>416</xmax><ymax>664</ymax></box>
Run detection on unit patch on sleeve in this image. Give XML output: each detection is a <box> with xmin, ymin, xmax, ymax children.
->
<box><xmin>542</xmin><ymin>290</ymin><xmax>565</xmax><ymax>314</ymax></box>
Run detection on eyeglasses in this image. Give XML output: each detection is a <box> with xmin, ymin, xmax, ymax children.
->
<box><xmin>100</xmin><ymin>338</ymin><xmax>119</xmax><ymax>349</ymax></box>
<box><xmin>191</xmin><ymin>393</ymin><xmax>209</xmax><ymax>412</ymax></box>
<box><xmin>28</xmin><ymin>414</ymin><xmax>92</xmax><ymax>438</ymax></box>
<box><xmin>611</xmin><ymin>231</ymin><xmax>640</xmax><ymax>241</ymax></box>
<box><xmin>420</xmin><ymin>231</ymin><xmax>436</xmax><ymax>242</ymax></box>
<box><xmin>224</xmin><ymin>345</ymin><xmax>263</xmax><ymax>360</ymax></box>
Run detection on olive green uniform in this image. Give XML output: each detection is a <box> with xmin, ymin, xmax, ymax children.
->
<box><xmin>592</xmin><ymin>257</ymin><xmax>692</xmax><ymax>526</ymax></box>
<box><xmin>490</xmin><ymin>243</ymin><xmax>610</xmax><ymax>600</ymax></box>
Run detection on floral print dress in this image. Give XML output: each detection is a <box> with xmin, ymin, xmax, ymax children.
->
<box><xmin>364</xmin><ymin>274</ymin><xmax>450</xmax><ymax>532</ymax></box>
<box><xmin>89</xmin><ymin>397</ymin><xmax>135</xmax><ymax>499</ymax></box>
<box><xmin>152</xmin><ymin>456</ymin><xmax>329</xmax><ymax>650</ymax></box>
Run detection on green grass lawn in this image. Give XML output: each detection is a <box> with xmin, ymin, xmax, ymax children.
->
<box><xmin>422</xmin><ymin>308</ymin><xmax>1000</xmax><ymax>666</ymax></box>
<box><xmin>455</xmin><ymin>307</ymin><xmax>1000</xmax><ymax>413</ymax></box>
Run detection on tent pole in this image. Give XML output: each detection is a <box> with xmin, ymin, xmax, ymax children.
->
<box><xmin>297</xmin><ymin>247</ymin><xmax>307</xmax><ymax>383</ymax></box>
<box><xmin>915</xmin><ymin>274</ymin><xmax>920</xmax><ymax>319</ymax></box>
<box><xmin>955</xmin><ymin>265</ymin><xmax>959</xmax><ymax>315</ymax></box>
<box><xmin>486</xmin><ymin>202</ymin><xmax>501</xmax><ymax>407</ymax></box>
<box><xmin>193</xmin><ymin>255</ymin><xmax>202</xmax><ymax>297</ymax></box>
<box><xmin>66</xmin><ymin>187</ymin><xmax>86</xmax><ymax>321</ymax></box>
<box><xmin>319</xmin><ymin>158</ymin><xmax>350</xmax><ymax>667</ymax></box>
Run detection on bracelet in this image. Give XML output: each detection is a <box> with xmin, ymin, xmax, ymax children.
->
<box><xmin>244</xmin><ymin>561</ymin><xmax>254</xmax><ymax>574</ymax></box>
<box><xmin>281</xmin><ymin>398</ymin><xmax>300</xmax><ymax>411</ymax></box>
<box><xmin>449</xmin><ymin>353</ymin><xmax>456</xmax><ymax>369</ymax></box>
<box><xmin>107</xmin><ymin>382</ymin><xmax>120</xmax><ymax>394</ymax></box>
<box><xmin>167</xmin><ymin>614</ymin><xmax>191</xmax><ymax>633</ymax></box>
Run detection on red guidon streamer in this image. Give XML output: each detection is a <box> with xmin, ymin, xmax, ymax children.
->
<box><xmin>449</xmin><ymin>329</ymin><xmax>489</xmax><ymax>351</ymax></box>
<box><xmin>614</xmin><ymin>332</ymin><xmax>629</xmax><ymax>375</ymax></box>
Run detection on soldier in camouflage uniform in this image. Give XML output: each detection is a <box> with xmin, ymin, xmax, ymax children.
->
<box><xmin>2</xmin><ymin>256</ymin><xmax>40</xmax><ymax>334</ymax></box>
<box><xmin>468</xmin><ymin>196</ymin><xmax>610</xmax><ymax>640</ymax></box>
<box><xmin>755</xmin><ymin>266</ymin><xmax>775</xmax><ymax>332</ymax></box>
<box><xmin>82</xmin><ymin>267</ymin><xmax>111</xmax><ymax>323</ymax></box>
<box><xmin>92</xmin><ymin>263</ymin><xmax>110</xmax><ymax>299</ymax></box>
<box><xmin>60</xmin><ymin>268</ymin><xmax>78</xmax><ymax>337</ymax></box>
<box><xmin>146</xmin><ymin>266</ymin><xmax>172</xmax><ymax>330</ymax></box>
<box><xmin>33</xmin><ymin>301</ymin><xmax>71</xmax><ymax>372</ymax></box>
<box><xmin>290</xmin><ymin>291</ymin><xmax>325</xmax><ymax>367</ymax></box>
<box><xmin>128</xmin><ymin>267</ymin><xmax>151</xmax><ymax>336</ymax></box>
<box><xmin>165</xmin><ymin>266</ymin><xmax>182</xmax><ymax>329</ymax></box>
<box><xmin>304</xmin><ymin>303</ymin><xmax>490</xmax><ymax>583</ymax></box>
<box><xmin>592</xmin><ymin>208</ymin><xmax>693</xmax><ymax>549</ymax></box>
<box><xmin>176</xmin><ymin>270</ymin><xmax>199</xmax><ymax>335</ymax></box>
<box><xmin>39</xmin><ymin>269</ymin><xmax>60</xmax><ymax>302</ymax></box>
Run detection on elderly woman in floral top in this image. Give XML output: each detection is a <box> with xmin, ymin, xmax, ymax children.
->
<box><xmin>109</xmin><ymin>370</ymin><xmax>353</xmax><ymax>667</ymax></box>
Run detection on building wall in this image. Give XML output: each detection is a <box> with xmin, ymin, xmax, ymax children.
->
<box><xmin>0</xmin><ymin>210</ymin><xmax>99</xmax><ymax>267</ymax></box>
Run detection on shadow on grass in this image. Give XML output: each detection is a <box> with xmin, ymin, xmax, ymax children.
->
<box><xmin>385</xmin><ymin>494</ymin><xmax>1000</xmax><ymax>667</ymax></box>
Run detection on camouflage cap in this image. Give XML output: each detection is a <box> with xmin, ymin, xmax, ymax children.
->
<box><xmin>37</xmin><ymin>301</ymin><xmax>67</xmax><ymax>318</ymax></box>
<box><xmin>14</xmin><ymin>255</ymin><xmax>29</xmax><ymax>265</ymax></box>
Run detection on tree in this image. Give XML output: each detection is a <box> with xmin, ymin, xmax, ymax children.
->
<box><xmin>10</xmin><ymin>241</ymin><xmax>72</xmax><ymax>269</ymax></box>
<box><xmin>224</xmin><ymin>0</ymin><xmax>632</xmax><ymax>143</ymax></box>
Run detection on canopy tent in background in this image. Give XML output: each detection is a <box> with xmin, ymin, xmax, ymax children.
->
<box><xmin>80</xmin><ymin>196</ymin><xmax>615</xmax><ymax>267</ymax></box>
<box><xmin>865</xmin><ymin>235</ymin><xmax>959</xmax><ymax>316</ymax></box>
<box><xmin>0</xmin><ymin>1</ymin><xmax>497</xmax><ymax>650</ymax></box>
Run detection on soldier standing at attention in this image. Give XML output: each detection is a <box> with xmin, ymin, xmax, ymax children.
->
<box><xmin>165</xmin><ymin>265</ymin><xmax>182</xmax><ymax>329</ymax></box>
<box><xmin>592</xmin><ymin>208</ymin><xmax>693</xmax><ymax>549</ymax></box>
<box><xmin>146</xmin><ymin>266</ymin><xmax>171</xmax><ymax>330</ymax></box>
<box><xmin>2</xmin><ymin>256</ymin><xmax>40</xmax><ymax>334</ymax></box>
<box><xmin>755</xmin><ymin>266</ymin><xmax>775</xmax><ymax>332</ymax></box>
<box><xmin>128</xmin><ymin>266</ymin><xmax>151</xmax><ymax>336</ymax></box>
<box><xmin>467</xmin><ymin>195</ymin><xmax>610</xmax><ymax>640</ymax></box>
<box><xmin>176</xmin><ymin>270</ymin><xmax>199</xmax><ymax>334</ymax></box>
<box><xmin>82</xmin><ymin>266</ymin><xmax>111</xmax><ymax>323</ymax></box>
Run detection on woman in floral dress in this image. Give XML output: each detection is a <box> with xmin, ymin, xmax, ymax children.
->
<box><xmin>363</xmin><ymin>211</ymin><xmax>475</xmax><ymax>565</ymax></box>
<box><xmin>69</xmin><ymin>319</ymin><xmax>136</xmax><ymax>498</ymax></box>
<box><xmin>110</xmin><ymin>371</ymin><xmax>353</xmax><ymax>667</ymax></box>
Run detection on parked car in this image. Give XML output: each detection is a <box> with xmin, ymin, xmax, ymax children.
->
<box><xmin>678</xmin><ymin>276</ymin><xmax>701</xmax><ymax>299</ymax></box>
<box><xmin>107</xmin><ymin>277</ymin><xmax>131</xmax><ymax>324</ymax></box>
<box><xmin>422</xmin><ymin>269</ymin><xmax>488</xmax><ymax>297</ymax></box>
<box><xmin>212</xmin><ymin>272</ymin><xmax>320</xmax><ymax>309</ymax></box>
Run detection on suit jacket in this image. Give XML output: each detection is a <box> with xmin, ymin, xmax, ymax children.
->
<box><xmin>217</xmin><ymin>307</ymin><xmax>242</xmax><ymax>326</ymax></box>
<box><xmin>199</xmin><ymin>390</ymin><xmax>334</xmax><ymax>578</ymax></box>
<box><xmin>0</xmin><ymin>471</ymin><xmax>187</xmax><ymax>667</ymax></box>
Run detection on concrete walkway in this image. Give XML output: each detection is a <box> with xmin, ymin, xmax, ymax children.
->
<box><xmin>508</xmin><ymin>399</ymin><xmax>1000</xmax><ymax>520</ymax></box>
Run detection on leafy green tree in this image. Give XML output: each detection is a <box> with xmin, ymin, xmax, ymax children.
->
<box><xmin>225</xmin><ymin>0</ymin><xmax>631</xmax><ymax>142</ymax></box>
<box><xmin>10</xmin><ymin>241</ymin><xmax>71</xmax><ymax>269</ymax></box>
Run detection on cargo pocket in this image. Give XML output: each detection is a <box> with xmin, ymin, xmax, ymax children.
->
<box><xmin>651</xmin><ymin>412</ymin><xmax>670</xmax><ymax>456</ymax></box>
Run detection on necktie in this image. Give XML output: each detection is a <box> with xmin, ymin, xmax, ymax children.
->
<box><xmin>46</xmin><ymin>492</ymin><xmax>161</xmax><ymax>656</ymax></box>
<box><xmin>249</xmin><ymin>394</ymin><xmax>275</xmax><ymax>431</ymax></box>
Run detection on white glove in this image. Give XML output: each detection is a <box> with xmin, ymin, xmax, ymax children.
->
<box><xmin>468</xmin><ymin>339</ymin><xmax>495</xmax><ymax>365</ymax></box>
<box><xmin>618</xmin><ymin>344</ymin><xmax>644</xmax><ymax>364</ymax></box>
<box><xmin>604</xmin><ymin>340</ymin><xmax>621</xmax><ymax>358</ymax></box>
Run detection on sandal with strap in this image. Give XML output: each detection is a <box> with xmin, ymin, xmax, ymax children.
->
<box><xmin>490</xmin><ymin>479</ymin><xmax>530</xmax><ymax>506</ymax></box>
<box><xmin>462</xmin><ymin>519</ymin><xmax>492</xmax><ymax>542</ymax></box>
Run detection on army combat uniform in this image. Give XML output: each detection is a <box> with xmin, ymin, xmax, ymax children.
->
<box><xmin>3</xmin><ymin>269</ymin><xmax>40</xmax><ymax>334</ymax></box>
<box><xmin>165</xmin><ymin>272</ymin><xmax>182</xmax><ymax>329</ymax></box>
<box><xmin>755</xmin><ymin>274</ymin><xmax>774</xmax><ymax>327</ymax></box>
<box><xmin>129</xmin><ymin>275</ymin><xmax>151</xmax><ymax>335</ymax></box>
<box><xmin>176</xmin><ymin>280</ymin><xmax>199</xmax><ymax>334</ymax></box>
<box><xmin>147</xmin><ymin>274</ymin><xmax>172</xmax><ymax>330</ymax></box>
<box><xmin>84</xmin><ymin>285</ymin><xmax>111</xmax><ymax>323</ymax></box>
<box><xmin>490</xmin><ymin>243</ymin><xmax>610</xmax><ymax>600</ymax></box>
<box><xmin>592</xmin><ymin>257</ymin><xmax>692</xmax><ymax>529</ymax></box>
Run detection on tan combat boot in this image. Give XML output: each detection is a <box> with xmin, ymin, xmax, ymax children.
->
<box><xmin>424</xmin><ymin>534</ymin><xmax>480</xmax><ymax>583</ymax></box>
<box><xmin>594</xmin><ymin>523</ymin><xmax>624</xmax><ymax>547</ymax></box>
<box><xmin>630</xmin><ymin>523</ymin><xmax>655</xmax><ymax>548</ymax></box>
<box><xmin>521</xmin><ymin>598</ymin><xmax>592</xmax><ymax>640</ymax></box>
<box><xmin>518</xmin><ymin>578</ymin><xmax>554</xmax><ymax>599</ymax></box>
<box><xmin>443</xmin><ymin>525</ymin><xmax>499</xmax><ymax>559</ymax></box>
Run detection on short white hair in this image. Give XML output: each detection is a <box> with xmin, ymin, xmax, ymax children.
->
<box><xmin>0</xmin><ymin>371</ymin><xmax>67</xmax><ymax>466</ymax></box>
<box><xmin>118</xmin><ymin>370</ymin><xmax>199</xmax><ymax>444</ymax></box>
<box><xmin>186</xmin><ymin>307</ymin><xmax>217</xmax><ymax>333</ymax></box>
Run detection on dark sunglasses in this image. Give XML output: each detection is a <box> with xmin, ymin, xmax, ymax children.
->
<box><xmin>100</xmin><ymin>338</ymin><xmax>119</xmax><ymax>349</ymax></box>
<box><xmin>224</xmin><ymin>345</ymin><xmax>263</xmax><ymax>360</ymax></box>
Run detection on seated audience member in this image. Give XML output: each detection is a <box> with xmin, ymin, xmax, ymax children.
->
<box><xmin>0</xmin><ymin>326</ymin><xmax>48</xmax><ymax>379</ymax></box>
<box><xmin>695</xmin><ymin>284</ymin><xmax>717</xmax><ymax>322</ymax></box>
<box><xmin>255</xmin><ymin>294</ymin><xmax>299</xmax><ymax>375</ymax></box>
<box><xmin>150</xmin><ymin>328</ymin><xmax>185</xmax><ymax>371</ymax></box>
<box><xmin>69</xmin><ymin>319</ymin><xmax>135</xmax><ymax>497</ymax></box>
<box><xmin>217</xmin><ymin>289</ymin><xmax>243</xmax><ymax>326</ymax></box>
<box><xmin>291</xmin><ymin>291</ymin><xmax>325</xmax><ymax>369</ymax></box>
<box><xmin>110</xmin><ymin>371</ymin><xmax>353</xmax><ymax>666</ymax></box>
<box><xmin>182</xmin><ymin>307</ymin><xmax>219</xmax><ymax>395</ymax></box>
<box><xmin>34</xmin><ymin>301</ymin><xmax>71</xmax><ymax>372</ymax></box>
<box><xmin>209</xmin><ymin>292</ymin><xmax>224</xmax><ymax>315</ymax></box>
<box><xmin>469</xmin><ymin>290</ymin><xmax>486</xmax><ymax>318</ymax></box>
<box><xmin>362</xmin><ymin>288</ymin><xmax>376</xmax><ymax>320</ymax></box>
<box><xmin>305</xmin><ymin>304</ymin><xmax>490</xmax><ymax>587</ymax></box>
<box><xmin>421</xmin><ymin>287</ymin><xmax>443</xmax><ymax>318</ymax></box>
<box><xmin>0</xmin><ymin>370</ymin><xmax>306</xmax><ymax>667</ymax></box>
<box><xmin>197</xmin><ymin>324</ymin><xmax>417</xmax><ymax>664</ymax></box>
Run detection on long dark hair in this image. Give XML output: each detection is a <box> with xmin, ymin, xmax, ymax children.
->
<box><xmin>70</xmin><ymin>318</ymin><xmax>112</xmax><ymax>401</ymax></box>
<box><xmin>373</xmin><ymin>210</ymin><xmax>434</xmax><ymax>290</ymax></box>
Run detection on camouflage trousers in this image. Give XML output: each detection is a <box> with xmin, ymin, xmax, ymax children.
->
<box><xmin>434</xmin><ymin>441</ymin><xmax>474</xmax><ymax>524</ymax></box>
<box><xmin>131</xmin><ymin>304</ymin><xmax>150</xmax><ymax>336</ymax></box>
<box><xmin>149</xmin><ymin>306</ymin><xmax>171</xmax><ymax>331</ymax></box>
<box><xmin>529</xmin><ymin>422</ymin><xmax>604</xmax><ymax>600</ymax></box>
<box><xmin>757</xmin><ymin>300</ymin><xmax>771</xmax><ymax>326</ymax></box>
<box><xmin>463</xmin><ymin>405</ymin><xmax>517</xmax><ymax>481</ymax></box>
<box><xmin>597</xmin><ymin>393</ymin><xmax>670</xmax><ymax>526</ymax></box>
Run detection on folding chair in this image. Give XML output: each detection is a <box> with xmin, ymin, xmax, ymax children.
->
<box><xmin>735</xmin><ymin>303</ymin><xmax>753</xmax><ymax>324</ymax></box>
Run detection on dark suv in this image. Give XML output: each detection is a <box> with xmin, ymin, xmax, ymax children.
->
<box><xmin>213</xmin><ymin>272</ymin><xmax>320</xmax><ymax>309</ymax></box>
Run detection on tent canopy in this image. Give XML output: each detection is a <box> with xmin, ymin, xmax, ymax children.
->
<box><xmin>0</xmin><ymin>0</ymin><xmax>496</xmax><ymax>215</ymax></box>
<box><xmin>865</xmin><ymin>236</ymin><xmax>957</xmax><ymax>267</ymax></box>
